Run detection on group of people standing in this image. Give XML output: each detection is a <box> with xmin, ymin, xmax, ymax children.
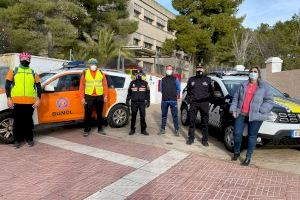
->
<box><xmin>124</xmin><ymin>64</ymin><xmax>274</xmax><ymax>166</ymax></box>
<box><xmin>5</xmin><ymin>52</ymin><xmax>274</xmax><ymax>166</ymax></box>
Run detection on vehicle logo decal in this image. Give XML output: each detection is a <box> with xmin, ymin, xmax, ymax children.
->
<box><xmin>56</xmin><ymin>97</ymin><xmax>70</xmax><ymax>110</ymax></box>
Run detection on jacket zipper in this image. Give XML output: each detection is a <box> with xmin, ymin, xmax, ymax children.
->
<box><xmin>24</xmin><ymin>69</ymin><xmax>26</xmax><ymax>96</ymax></box>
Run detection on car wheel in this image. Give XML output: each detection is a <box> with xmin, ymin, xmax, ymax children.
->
<box><xmin>181</xmin><ymin>104</ymin><xmax>189</xmax><ymax>126</ymax></box>
<box><xmin>224</xmin><ymin>125</ymin><xmax>235</xmax><ymax>152</ymax></box>
<box><xmin>0</xmin><ymin>111</ymin><xmax>14</xmax><ymax>144</ymax></box>
<box><xmin>107</xmin><ymin>105</ymin><xmax>129</xmax><ymax>128</ymax></box>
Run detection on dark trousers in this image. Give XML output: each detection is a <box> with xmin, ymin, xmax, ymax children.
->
<box><xmin>13</xmin><ymin>104</ymin><xmax>34</xmax><ymax>143</ymax></box>
<box><xmin>161</xmin><ymin>101</ymin><xmax>179</xmax><ymax>131</ymax></box>
<box><xmin>234</xmin><ymin>115</ymin><xmax>263</xmax><ymax>159</ymax></box>
<box><xmin>131</xmin><ymin>101</ymin><xmax>147</xmax><ymax>131</ymax></box>
<box><xmin>84</xmin><ymin>95</ymin><xmax>104</xmax><ymax>131</ymax></box>
<box><xmin>188</xmin><ymin>102</ymin><xmax>209</xmax><ymax>142</ymax></box>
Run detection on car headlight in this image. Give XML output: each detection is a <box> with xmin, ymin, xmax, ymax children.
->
<box><xmin>267</xmin><ymin>111</ymin><xmax>278</xmax><ymax>122</ymax></box>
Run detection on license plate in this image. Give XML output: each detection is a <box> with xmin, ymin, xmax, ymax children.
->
<box><xmin>291</xmin><ymin>130</ymin><xmax>300</xmax><ymax>138</ymax></box>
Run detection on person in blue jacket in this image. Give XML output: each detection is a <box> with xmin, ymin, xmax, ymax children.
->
<box><xmin>159</xmin><ymin>65</ymin><xmax>181</xmax><ymax>136</ymax></box>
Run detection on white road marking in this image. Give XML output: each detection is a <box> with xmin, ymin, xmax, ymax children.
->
<box><xmin>36</xmin><ymin>136</ymin><xmax>189</xmax><ymax>200</ymax></box>
<box><xmin>85</xmin><ymin>150</ymin><xmax>189</xmax><ymax>200</ymax></box>
<box><xmin>37</xmin><ymin>136</ymin><xmax>149</xmax><ymax>168</ymax></box>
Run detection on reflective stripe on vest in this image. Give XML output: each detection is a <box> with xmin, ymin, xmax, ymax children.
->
<box><xmin>84</xmin><ymin>69</ymin><xmax>103</xmax><ymax>95</ymax></box>
<box><xmin>11</xmin><ymin>67</ymin><xmax>36</xmax><ymax>98</ymax></box>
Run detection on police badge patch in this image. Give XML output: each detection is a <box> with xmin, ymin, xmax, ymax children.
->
<box><xmin>191</xmin><ymin>82</ymin><xmax>195</xmax><ymax>86</ymax></box>
<box><xmin>202</xmin><ymin>82</ymin><xmax>208</xmax><ymax>86</ymax></box>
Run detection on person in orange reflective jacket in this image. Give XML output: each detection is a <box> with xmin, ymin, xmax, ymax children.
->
<box><xmin>79</xmin><ymin>58</ymin><xmax>108</xmax><ymax>137</ymax></box>
<box><xmin>5</xmin><ymin>52</ymin><xmax>42</xmax><ymax>148</ymax></box>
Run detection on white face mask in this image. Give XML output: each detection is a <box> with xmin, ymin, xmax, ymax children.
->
<box><xmin>166</xmin><ymin>70</ymin><xmax>173</xmax><ymax>76</ymax></box>
<box><xmin>90</xmin><ymin>65</ymin><xmax>97</xmax><ymax>71</ymax></box>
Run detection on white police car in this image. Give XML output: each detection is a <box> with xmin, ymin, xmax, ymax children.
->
<box><xmin>181</xmin><ymin>72</ymin><xmax>300</xmax><ymax>152</ymax></box>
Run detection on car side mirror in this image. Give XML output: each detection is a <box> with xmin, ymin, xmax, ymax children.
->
<box><xmin>44</xmin><ymin>84</ymin><xmax>55</xmax><ymax>93</ymax></box>
<box><xmin>283</xmin><ymin>93</ymin><xmax>290</xmax><ymax>98</ymax></box>
<box><xmin>214</xmin><ymin>91</ymin><xmax>223</xmax><ymax>98</ymax></box>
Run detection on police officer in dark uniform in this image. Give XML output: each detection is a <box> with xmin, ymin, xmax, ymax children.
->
<box><xmin>126</xmin><ymin>70</ymin><xmax>150</xmax><ymax>135</ymax></box>
<box><xmin>186</xmin><ymin>65</ymin><xmax>214</xmax><ymax>146</ymax></box>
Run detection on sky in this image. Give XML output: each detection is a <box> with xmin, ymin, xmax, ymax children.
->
<box><xmin>156</xmin><ymin>0</ymin><xmax>300</xmax><ymax>29</ymax></box>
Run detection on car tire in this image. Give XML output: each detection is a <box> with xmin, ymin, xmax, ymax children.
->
<box><xmin>0</xmin><ymin>111</ymin><xmax>14</xmax><ymax>144</ymax></box>
<box><xmin>224</xmin><ymin>124</ymin><xmax>235</xmax><ymax>152</ymax></box>
<box><xmin>181</xmin><ymin>104</ymin><xmax>190</xmax><ymax>126</ymax></box>
<box><xmin>107</xmin><ymin>105</ymin><xmax>129</xmax><ymax>128</ymax></box>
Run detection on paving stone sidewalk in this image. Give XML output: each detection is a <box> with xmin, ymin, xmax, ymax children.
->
<box><xmin>0</xmin><ymin>129</ymin><xmax>299</xmax><ymax>200</ymax></box>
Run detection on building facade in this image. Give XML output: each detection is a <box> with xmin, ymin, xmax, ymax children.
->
<box><xmin>127</xmin><ymin>0</ymin><xmax>191</xmax><ymax>79</ymax></box>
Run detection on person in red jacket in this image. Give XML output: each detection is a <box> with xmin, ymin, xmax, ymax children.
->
<box><xmin>79</xmin><ymin>58</ymin><xmax>108</xmax><ymax>137</ymax></box>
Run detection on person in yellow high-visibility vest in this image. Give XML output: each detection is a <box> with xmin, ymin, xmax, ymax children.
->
<box><xmin>79</xmin><ymin>58</ymin><xmax>108</xmax><ymax>137</ymax></box>
<box><xmin>5</xmin><ymin>52</ymin><xmax>42</xmax><ymax>148</ymax></box>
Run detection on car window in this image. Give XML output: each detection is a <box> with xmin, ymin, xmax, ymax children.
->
<box><xmin>222</xmin><ymin>80</ymin><xmax>245</xmax><ymax>96</ymax></box>
<box><xmin>212</xmin><ymin>81</ymin><xmax>224</xmax><ymax>97</ymax></box>
<box><xmin>107</xmin><ymin>75</ymin><xmax>125</xmax><ymax>88</ymax></box>
<box><xmin>266</xmin><ymin>83</ymin><xmax>285</xmax><ymax>98</ymax></box>
<box><xmin>40</xmin><ymin>73</ymin><xmax>56</xmax><ymax>83</ymax></box>
<box><xmin>104</xmin><ymin>74</ymin><xmax>114</xmax><ymax>88</ymax></box>
<box><xmin>47</xmin><ymin>74</ymin><xmax>81</xmax><ymax>92</ymax></box>
<box><xmin>0</xmin><ymin>67</ymin><xmax>9</xmax><ymax>88</ymax></box>
<box><xmin>223</xmin><ymin>79</ymin><xmax>286</xmax><ymax>98</ymax></box>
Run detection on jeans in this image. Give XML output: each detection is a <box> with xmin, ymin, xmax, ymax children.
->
<box><xmin>234</xmin><ymin>115</ymin><xmax>263</xmax><ymax>159</ymax></box>
<box><xmin>161</xmin><ymin>101</ymin><xmax>179</xmax><ymax>131</ymax></box>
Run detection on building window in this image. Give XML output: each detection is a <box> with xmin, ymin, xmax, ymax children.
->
<box><xmin>134</xmin><ymin>10</ymin><xmax>140</xmax><ymax>18</ymax></box>
<box><xmin>144</xmin><ymin>42</ymin><xmax>152</xmax><ymax>49</ymax></box>
<box><xmin>143</xmin><ymin>62</ymin><xmax>153</xmax><ymax>73</ymax></box>
<box><xmin>157</xmin><ymin>23</ymin><xmax>165</xmax><ymax>30</ymax></box>
<box><xmin>144</xmin><ymin>16</ymin><xmax>153</xmax><ymax>25</ymax></box>
<box><xmin>156</xmin><ymin>46</ymin><xmax>162</xmax><ymax>53</ymax></box>
<box><xmin>133</xmin><ymin>38</ymin><xmax>140</xmax><ymax>46</ymax></box>
<box><xmin>184</xmin><ymin>56</ymin><xmax>190</xmax><ymax>61</ymax></box>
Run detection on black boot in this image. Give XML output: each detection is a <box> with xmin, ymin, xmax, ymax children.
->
<box><xmin>129</xmin><ymin>130</ymin><xmax>135</xmax><ymax>135</ymax></box>
<box><xmin>231</xmin><ymin>153</ymin><xmax>240</xmax><ymax>161</ymax></box>
<box><xmin>241</xmin><ymin>158</ymin><xmax>251</xmax><ymax>166</ymax></box>
<box><xmin>186</xmin><ymin>138</ymin><xmax>194</xmax><ymax>145</ymax></box>
<box><xmin>141</xmin><ymin>130</ymin><xmax>149</xmax><ymax>135</ymax></box>
<box><xmin>83</xmin><ymin>127</ymin><xmax>91</xmax><ymax>137</ymax></box>
<box><xmin>14</xmin><ymin>141</ymin><xmax>21</xmax><ymax>149</ymax></box>
<box><xmin>201</xmin><ymin>140</ymin><xmax>209</xmax><ymax>147</ymax></box>
<box><xmin>27</xmin><ymin>140</ymin><xmax>34</xmax><ymax>147</ymax></box>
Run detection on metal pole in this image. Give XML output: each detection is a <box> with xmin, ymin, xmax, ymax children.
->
<box><xmin>153</xmin><ymin>52</ymin><xmax>157</xmax><ymax>74</ymax></box>
<box><xmin>122</xmin><ymin>56</ymin><xmax>125</xmax><ymax>72</ymax></box>
<box><xmin>117</xmin><ymin>48</ymin><xmax>121</xmax><ymax>71</ymax></box>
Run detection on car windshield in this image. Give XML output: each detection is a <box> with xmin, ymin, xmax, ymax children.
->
<box><xmin>40</xmin><ymin>73</ymin><xmax>56</xmax><ymax>83</ymax></box>
<box><xmin>222</xmin><ymin>80</ymin><xmax>245</xmax><ymax>96</ymax></box>
<box><xmin>222</xmin><ymin>79</ymin><xmax>286</xmax><ymax>98</ymax></box>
